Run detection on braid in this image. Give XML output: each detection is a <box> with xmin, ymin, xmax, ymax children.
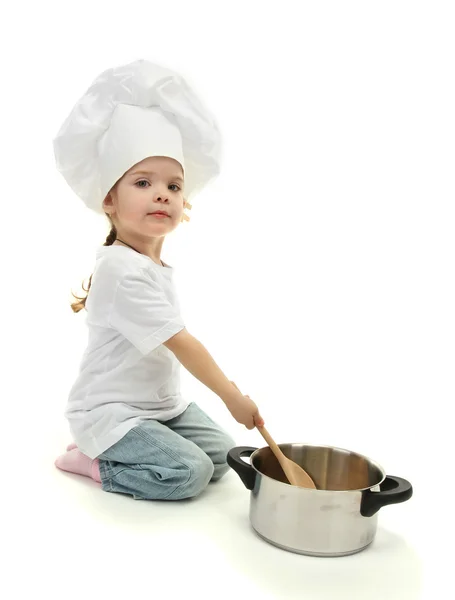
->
<box><xmin>70</xmin><ymin>217</ymin><xmax>117</xmax><ymax>313</ymax></box>
<box><xmin>104</xmin><ymin>223</ymin><xmax>117</xmax><ymax>246</ymax></box>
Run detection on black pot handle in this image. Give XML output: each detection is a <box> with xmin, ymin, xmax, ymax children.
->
<box><xmin>227</xmin><ymin>446</ymin><xmax>257</xmax><ymax>490</ymax></box>
<box><xmin>361</xmin><ymin>475</ymin><xmax>413</xmax><ymax>517</ymax></box>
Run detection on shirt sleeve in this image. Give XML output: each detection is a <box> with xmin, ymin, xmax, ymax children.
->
<box><xmin>108</xmin><ymin>268</ymin><xmax>185</xmax><ymax>355</ymax></box>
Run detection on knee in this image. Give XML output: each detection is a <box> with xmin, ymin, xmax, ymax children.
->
<box><xmin>212</xmin><ymin>432</ymin><xmax>236</xmax><ymax>480</ymax></box>
<box><xmin>220</xmin><ymin>432</ymin><xmax>236</xmax><ymax>464</ymax></box>
<box><xmin>184</xmin><ymin>450</ymin><xmax>215</xmax><ymax>497</ymax></box>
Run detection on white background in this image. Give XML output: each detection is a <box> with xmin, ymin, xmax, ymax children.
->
<box><xmin>2</xmin><ymin>1</ymin><xmax>453</xmax><ymax>599</ymax></box>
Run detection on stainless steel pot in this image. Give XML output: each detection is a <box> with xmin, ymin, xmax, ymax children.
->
<box><xmin>227</xmin><ymin>444</ymin><xmax>413</xmax><ymax>557</ymax></box>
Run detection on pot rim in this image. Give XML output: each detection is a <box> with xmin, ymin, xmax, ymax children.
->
<box><xmin>248</xmin><ymin>442</ymin><xmax>387</xmax><ymax>492</ymax></box>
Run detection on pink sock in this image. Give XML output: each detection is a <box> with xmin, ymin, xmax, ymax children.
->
<box><xmin>55</xmin><ymin>448</ymin><xmax>101</xmax><ymax>483</ymax></box>
<box><xmin>67</xmin><ymin>443</ymin><xmax>77</xmax><ymax>451</ymax></box>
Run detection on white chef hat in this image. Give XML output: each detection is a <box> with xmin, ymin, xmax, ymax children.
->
<box><xmin>52</xmin><ymin>59</ymin><xmax>223</xmax><ymax>216</ymax></box>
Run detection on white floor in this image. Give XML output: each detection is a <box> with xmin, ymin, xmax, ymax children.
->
<box><xmin>4</xmin><ymin>427</ymin><xmax>442</xmax><ymax>600</ymax></box>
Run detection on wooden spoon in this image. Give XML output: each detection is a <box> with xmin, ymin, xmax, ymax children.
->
<box><xmin>256</xmin><ymin>425</ymin><xmax>317</xmax><ymax>489</ymax></box>
<box><xmin>229</xmin><ymin>381</ymin><xmax>317</xmax><ymax>489</ymax></box>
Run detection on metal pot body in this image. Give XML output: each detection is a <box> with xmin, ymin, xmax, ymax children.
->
<box><xmin>227</xmin><ymin>444</ymin><xmax>413</xmax><ymax>557</ymax></box>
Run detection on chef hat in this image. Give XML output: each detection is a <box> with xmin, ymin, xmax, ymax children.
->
<box><xmin>52</xmin><ymin>59</ymin><xmax>223</xmax><ymax>216</ymax></box>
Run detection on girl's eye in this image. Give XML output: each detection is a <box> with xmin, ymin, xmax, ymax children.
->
<box><xmin>136</xmin><ymin>180</ymin><xmax>180</xmax><ymax>192</ymax></box>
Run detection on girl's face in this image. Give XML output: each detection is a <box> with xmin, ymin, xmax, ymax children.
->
<box><xmin>102</xmin><ymin>156</ymin><xmax>185</xmax><ymax>237</ymax></box>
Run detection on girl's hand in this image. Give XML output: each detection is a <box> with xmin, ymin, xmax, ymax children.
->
<box><xmin>228</xmin><ymin>381</ymin><xmax>265</xmax><ymax>430</ymax></box>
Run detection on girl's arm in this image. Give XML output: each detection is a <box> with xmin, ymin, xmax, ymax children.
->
<box><xmin>163</xmin><ymin>328</ymin><xmax>263</xmax><ymax>429</ymax></box>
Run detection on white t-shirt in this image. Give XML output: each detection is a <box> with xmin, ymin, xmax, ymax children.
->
<box><xmin>65</xmin><ymin>244</ymin><xmax>189</xmax><ymax>459</ymax></box>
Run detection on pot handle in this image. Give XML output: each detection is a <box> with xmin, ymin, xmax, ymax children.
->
<box><xmin>361</xmin><ymin>475</ymin><xmax>413</xmax><ymax>517</ymax></box>
<box><xmin>227</xmin><ymin>446</ymin><xmax>257</xmax><ymax>491</ymax></box>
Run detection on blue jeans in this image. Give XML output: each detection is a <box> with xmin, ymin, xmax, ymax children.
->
<box><xmin>97</xmin><ymin>402</ymin><xmax>236</xmax><ymax>500</ymax></box>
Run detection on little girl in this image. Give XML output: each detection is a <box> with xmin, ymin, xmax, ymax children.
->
<box><xmin>53</xmin><ymin>59</ymin><xmax>264</xmax><ymax>501</ymax></box>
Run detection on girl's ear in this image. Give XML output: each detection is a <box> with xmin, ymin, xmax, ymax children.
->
<box><xmin>102</xmin><ymin>191</ymin><xmax>114</xmax><ymax>213</ymax></box>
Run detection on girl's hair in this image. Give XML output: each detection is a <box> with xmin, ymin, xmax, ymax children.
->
<box><xmin>70</xmin><ymin>214</ymin><xmax>117</xmax><ymax>313</ymax></box>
